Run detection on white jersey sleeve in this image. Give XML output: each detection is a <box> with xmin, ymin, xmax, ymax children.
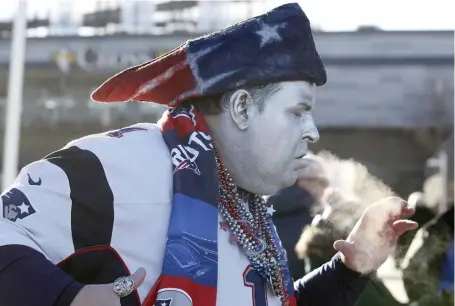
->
<box><xmin>0</xmin><ymin>154</ymin><xmax>81</xmax><ymax>263</ymax></box>
<box><xmin>0</xmin><ymin>122</ymin><xmax>172</xmax><ymax>267</ymax></box>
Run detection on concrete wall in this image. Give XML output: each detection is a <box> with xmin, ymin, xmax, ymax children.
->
<box><xmin>0</xmin><ymin>30</ymin><xmax>451</xmax><ymax>128</ymax></box>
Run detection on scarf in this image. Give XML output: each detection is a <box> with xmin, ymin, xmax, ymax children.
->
<box><xmin>147</xmin><ymin>105</ymin><xmax>296</xmax><ymax>306</ymax></box>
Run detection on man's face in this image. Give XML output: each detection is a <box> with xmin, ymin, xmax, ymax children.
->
<box><xmin>242</xmin><ymin>80</ymin><xmax>319</xmax><ymax>194</ymax></box>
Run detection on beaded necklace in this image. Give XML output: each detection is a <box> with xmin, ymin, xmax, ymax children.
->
<box><xmin>215</xmin><ymin>149</ymin><xmax>291</xmax><ymax>306</ymax></box>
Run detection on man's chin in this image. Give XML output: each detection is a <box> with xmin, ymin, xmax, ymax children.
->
<box><xmin>281</xmin><ymin>176</ymin><xmax>298</xmax><ymax>190</ymax></box>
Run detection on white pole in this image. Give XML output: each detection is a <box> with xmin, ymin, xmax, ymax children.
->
<box><xmin>2</xmin><ymin>1</ymin><xmax>27</xmax><ymax>190</ymax></box>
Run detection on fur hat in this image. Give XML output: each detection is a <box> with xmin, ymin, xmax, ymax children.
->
<box><xmin>91</xmin><ymin>3</ymin><xmax>326</xmax><ymax>107</ymax></box>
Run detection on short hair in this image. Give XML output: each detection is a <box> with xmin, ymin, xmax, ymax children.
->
<box><xmin>179</xmin><ymin>83</ymin><xmax>282</xmax><ymax>115</ymax></box>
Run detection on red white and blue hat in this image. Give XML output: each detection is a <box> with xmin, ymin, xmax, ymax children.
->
<box><xmin>91</xmin><ymin>2</ymin><xmax>327</xmax><ymax>107</ymax></box>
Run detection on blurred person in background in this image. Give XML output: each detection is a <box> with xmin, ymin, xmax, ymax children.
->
<box><xmin>269</xmin><ymin>153</ymin><xmax>330</xmax><ymax>280</ymax></box>
<box><xmin>393</xmin><ymin>191</ymin><xmax>438</xmax><ymax>264</ymax></box>
<box><xmin>400</xmin><ymin>174</ymin><xmax>454</xmax><ymax>306</ymax></box>
<box><xmin>397</xmin><ymin>133</ymin><xmax>454</xmax><ymax>305</ymax></box>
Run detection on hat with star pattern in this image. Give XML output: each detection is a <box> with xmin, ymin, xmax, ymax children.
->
<box><xmin>91</xmin><ymin>2</ymin><xmax>327</xmax><ymax>107</ymax></box>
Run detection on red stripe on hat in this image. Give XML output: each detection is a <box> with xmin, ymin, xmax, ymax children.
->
<box><xmin>91</xmin><ymin>45</ymin><xmax>195</xmax><ymax>105</ymax></box>
<box><xmin>133</xmin><ymin>60</ymin><xmax>197</xmax><ymax>106</ymax></box>
<box><xmin>143</xmin><ymin>275</ymin><xmax>217</xmax><ymax>306</ymax></box>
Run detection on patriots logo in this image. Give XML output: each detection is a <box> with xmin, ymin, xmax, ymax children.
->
<box><xmin>173</xmin><ymin>160</ymin><xmax>201</xmax><ymax>176</ymax></box>
<box><xmin>155</xmin><ymin>299</ymin><xmax>172</xmax><ymax>306</ymax></box>
<box><xmin>169</xmin><ymin>105</ymin><xmax>196</xmax><ymax>126</ymax></box>
<box><xmin>106</xmin><ymin>127</ymin><xmax>147</xmax><ymax>138</ymax></box>
<box><xmin>2</xmin><ymin>188</ymin><xmax>36</xmax><ymax>222</ymax></box>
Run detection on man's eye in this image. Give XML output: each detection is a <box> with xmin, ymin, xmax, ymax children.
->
<box><xmin>293</xmin><ymin>112</ymin><xmax>302</xmax><ymax>117</ymax></box>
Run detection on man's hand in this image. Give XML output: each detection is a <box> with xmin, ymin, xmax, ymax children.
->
<box><xmin>70</xmin><ymin>268</ymin><xmax>146</xmax><ymax>306</ymax></box>
<box><xmin>333</xmin><ymin>197</ymin><xmax>418</xmax><ymax>274</ymax></box>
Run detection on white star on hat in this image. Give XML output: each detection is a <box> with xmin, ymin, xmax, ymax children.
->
<box><xmin>255</xmin><ymin>22</ymin><xmax>283</xmax><ymax>47</ymax></box>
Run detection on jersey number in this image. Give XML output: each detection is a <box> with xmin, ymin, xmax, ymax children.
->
<box><xmin>243</xmin><ymin>265</ymin><xmax>268</xmax><ymax>306</ymax></box>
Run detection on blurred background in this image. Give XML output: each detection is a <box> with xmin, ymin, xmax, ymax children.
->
<box><xmin>0</xmin><ymin>1</ymin><xmax>453</xmax><ymax>304</ymax></box>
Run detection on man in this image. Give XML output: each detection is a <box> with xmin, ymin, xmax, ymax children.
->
<box><xmin>0</xmin><ymin>3</ymin><xmax>416</xmax><ymax>306</ymax></box>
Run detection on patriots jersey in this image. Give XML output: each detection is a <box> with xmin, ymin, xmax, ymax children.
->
<box><xmin>0</xmin><ymin>123</ymin><xmax>283</xmax><ymax>306</ymax></box>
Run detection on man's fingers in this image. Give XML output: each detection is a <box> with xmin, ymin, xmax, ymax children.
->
<box><xmin>393</xmin><ymin>220</ymin><xmax>418</xmax><ymax>236</ymax></box>
<box><xmin>131</xmin><ymin>267</ymin><xmax>147</xmax><ymax>290</ymax></box>
<box><xmin>333</xmin><ymin>240</ymin><xmax>355</xmax><ymax>258</ymax></box>
<box><xmin>400</xmin><ymin>206</ymin><xmax>415</xmax><ymax>217</ymax></box>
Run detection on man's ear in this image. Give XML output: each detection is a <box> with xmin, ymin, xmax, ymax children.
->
<box><xmin>228</xmin><ymin>89</ymin><xmax>254</xmax><ymax>131</ymax></box>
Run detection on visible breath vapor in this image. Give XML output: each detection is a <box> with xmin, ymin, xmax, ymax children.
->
<box><xmin>317</xmin><ymin>150</ymin><xmax>397</xmax><ymax>232</ymax></box>
<box><xmin>296</xmin><ymin>151</ymin><xmax>404</xmax><ymax>274</ymax></box>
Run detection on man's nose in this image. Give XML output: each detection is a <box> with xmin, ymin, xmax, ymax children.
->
<box><xmin>302</xmin><ymin>119</ymin><xmax>320</xmax><ymax>143</ymax></box>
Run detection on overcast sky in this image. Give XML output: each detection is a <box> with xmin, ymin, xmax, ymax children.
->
<box><xmin>1</xmin><ymin>0</ymin><xmax>453</xmax><ymax>31</ymax></box>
